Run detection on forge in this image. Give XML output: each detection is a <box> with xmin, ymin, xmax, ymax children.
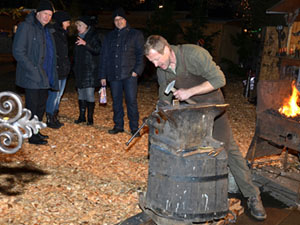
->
<box><xmin>246</xmin><ymin>79</ymin><xmax>300</xmax><ymax>206</ymax></box>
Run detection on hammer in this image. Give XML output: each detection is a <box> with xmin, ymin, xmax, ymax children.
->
<box><xmin>165</xmin><ymin>80</ymin><xmax>196</xmax><ymax>104</ymax></box>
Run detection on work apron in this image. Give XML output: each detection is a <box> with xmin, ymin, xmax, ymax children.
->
<box><xmin>171</xmin><ymin>47</ymin><xmax>230</xmax><ymax>148</ymax></box>
<box><xmin>168</xmin><ymin>47</ymin><xmax>260</xmax><ymax>197</ymax></box>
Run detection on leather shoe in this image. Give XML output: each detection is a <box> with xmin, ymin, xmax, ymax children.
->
<box><xmin>108</xmin><ymin>127</ymin><xmax>124</xmax><ymax>134</ymax></box>
<box><xmin>247</xmin><ymin>196</ymin><xmax>267</xmax><ymax>220</ymax></box>
<box><xmin>74</xmin><ymin>118</ymin><xmax>86</xmax><ymax>124</ymax></box>
<box><xmin>29</xmin><ymin>135</ymin><xmax>48</xmax><ymax>145</ymax></box>
<box><xmin>56</xmin><ymin>120</ymin><xmax>64</xmax><ymax>127</ymax></box>
<box><xmin>37</xmin><ymin>132</ymin><xmax>49</xmax><ymax>139</ymax></box>
<box><xmin>131</xmin><ymin>130</ymin><xmax>141</xmax><ymax>137</ymax></box>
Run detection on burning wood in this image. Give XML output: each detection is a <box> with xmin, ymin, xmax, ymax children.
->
<box><xmin>266</xmin><ymin>108</ymin><xmax>300</xmax><ymax>122</ymax></box>
<box><xmin>279</xmin><ymin>81</ymin><xmax>300</xmax><ymax>117</ymax></box>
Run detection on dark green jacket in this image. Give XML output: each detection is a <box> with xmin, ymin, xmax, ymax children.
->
<box><xmin>157</xmin><ymin>44</ymin><xmax>226</xmax><ymax>102</ymax></box>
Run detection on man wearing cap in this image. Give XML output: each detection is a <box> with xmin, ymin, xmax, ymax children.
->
<box><xmin>12</xmin><ymin>0</ymin><xmax>58</xmax><ymax>145</ymax></box>
<box><xmin>99</xmin><ymin>7</ymin><xmax>144</xmax><ymax>136</ymax></box>
<box><xmin>45</xmin><ymin>11</ymin><xmax>71</xmax><ymax>129</ymax></box>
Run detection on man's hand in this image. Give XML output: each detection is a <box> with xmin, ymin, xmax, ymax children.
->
<box><xmin>132</xmin><ymin>72</ymin><xmax>138</xmax><ymax>77</ymax></box>
<box><xmin>174</xmin><ymin>88</ymin><xmax>192</xmax><ymax>101</ymax></box>
<box><xmin>101</xmin><ymin>79</ymin><xmax>106</xmax><ymax>86</ymax></box>
<box><xmin>174</xmin><ymin>81</ymin><xmax>215</xmax><ymax>101</ymax></box>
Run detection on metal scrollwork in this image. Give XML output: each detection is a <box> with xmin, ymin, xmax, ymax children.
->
<box><xmin>0</xmin><ymin>91</ymin><xmax>46</xmax><ymax>154</ymax></box>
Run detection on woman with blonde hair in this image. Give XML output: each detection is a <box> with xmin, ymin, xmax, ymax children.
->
<box><xmin>73</xmin><ymin>16</ymin><xmax>101</xmax><ymax>125</ymax></box>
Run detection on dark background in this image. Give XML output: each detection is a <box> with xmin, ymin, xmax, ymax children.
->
<box><xmin>0</xmin><ymin>0</ymin><xmax>248</xmax><ymax>17</ymax></box>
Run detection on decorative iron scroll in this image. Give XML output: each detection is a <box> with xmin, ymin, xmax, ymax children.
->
<box><xmin>0</xmin><ymin>91</ymin><xmax>46</xmax><ymax>154</ymax></box>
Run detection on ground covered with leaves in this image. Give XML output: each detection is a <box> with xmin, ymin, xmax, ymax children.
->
<box><xmin>0</xmin><ymin>77</ymin><xmax>256</xmax><ymax>224</ymax></box>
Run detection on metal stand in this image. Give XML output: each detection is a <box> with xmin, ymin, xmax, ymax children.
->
<box><xmin>0</xmin><ymin>91</ymin><xmax>46</xmax><ymax>154</ymax></box>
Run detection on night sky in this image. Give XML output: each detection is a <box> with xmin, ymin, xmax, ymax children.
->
<box><xmin>0</xmin><ymin>0</ymin><xmax>238</xmax><ymax>18</ymax></box>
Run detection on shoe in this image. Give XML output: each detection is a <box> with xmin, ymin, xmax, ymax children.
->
<box><xmin>54</xmin><ymin>110</ymin><xmax>64</xmax><ymax>126</ymax></box>
<box><xmin>46</xmin><ymin>113</ymin><xmax>61</xmax><ymax>129</ymax></box>
<box><xmin>87</xmin><ymin>120</ymin><xmax>93</xmax><ymax>126</ymax></box>
<box><xmin>108</xmin><ymin>127</ymin><xmax>124</xmax><ymax>134</ymax></box>
<box><xmin>131</xmin><ymin>130</ymin><xmax>141</xmax><ymax>137</ymax></box>
<box><xmin>56</xmin><ymin>120</ymin><xmax>64</xmax><ymax>127</ymax></box>
<box><xmin>37</xmin><ymin>132</ymin><xmax>49</xmax><ymax>139</ymax></box>
<box><xmin>247</xmin><ymin>196</ymin><xmax>267</xmax><ymax>220</ymax></box>
<box><xmin>29</xmin><ymin>135</ymin><xmax>48</xmax><ymax>145</ymax></box>
<box><xmin>74</xmin><ymin>117</ymin><xmax>86</xmax><ymax>124</ymax></box>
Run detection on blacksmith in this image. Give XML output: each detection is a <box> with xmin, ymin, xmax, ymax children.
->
<box><xmin>144</xmin><ymin>35</ymin><xmax>267</xmax><ymax>221</ymax></box>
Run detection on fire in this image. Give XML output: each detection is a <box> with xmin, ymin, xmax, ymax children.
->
<box><xmin>278</xmin><ymin>81</ymin><xmax>300</xmax><ymax>117</ymax></box>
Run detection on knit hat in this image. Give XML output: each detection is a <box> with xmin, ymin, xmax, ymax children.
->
<box><xmin>112</xmin><ymin>7</ymin><xmax>127</xmax><ymax>20</ymax></box>
<box><xmin>37</xmin><ymin>0</ymin><xmax>54</xmax><ymax>12</ymax></box>
<box><xmin>53</xmin><ymin>11</ymin><xmax>71</xmax><ymax>24</ymax></box>
<box><xmin>77</xmin><ymin>16</ymin><xmax>91</xmax><ymax>26</ymax></box>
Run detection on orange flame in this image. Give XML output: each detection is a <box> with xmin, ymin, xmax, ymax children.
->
<box><xmin>278</xmin><ymin>81</ymin><xmax>300</xmax><ymax>117</ymax></box>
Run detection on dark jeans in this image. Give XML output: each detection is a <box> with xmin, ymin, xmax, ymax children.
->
<box><xmin>46</xmin><ymin>79</ymin><xmax>67</xmax><ymax>114</ymax></box>
<box><xmin>25</xmin><ymin>89</ymin><xmax>48</xmax><ymax>121</ymax></box>
<box><xmin>110</xmin><ymin>76</ymin><xmax>139</xmax><ymax>131</ymax></box>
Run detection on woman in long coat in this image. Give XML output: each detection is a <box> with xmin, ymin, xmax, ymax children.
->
<box><xmin>73</xmin><ymin>16</ymin><xmax>101</xmax><ymax>125</ymax></box>
<box><xmin>46</xmin><ymin>11</ymin><xmax>71</xmax><ymax>129</ymax></box>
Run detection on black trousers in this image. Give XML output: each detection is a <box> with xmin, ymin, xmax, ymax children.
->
<box><xmin>25</xmin><ymin>89</ymin><xmax>48</xmax><ymax>121</ymax></box>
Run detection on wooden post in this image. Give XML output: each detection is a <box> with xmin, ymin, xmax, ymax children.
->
<box><xmin>285</xmin><ymin>9</ymin><xmax>299</xmax><ymax>55</ymax></box>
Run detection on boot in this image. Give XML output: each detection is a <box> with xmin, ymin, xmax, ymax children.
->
<box><xmin>54</xmin><ymin>110</ymin><xmax>64</xmax><ymax>127</ymax></box>
<box><xmin>87</xmin><ymin>101</ymin><xmax>95</xmax><ymax>125</ymax></box>
<box><xmin>247</xmin><ymin>195</ymin><xmax>267</xmax><ymax>220</ymax></box>
<box><xmin>46</xmin><ymin>113</ymin><xmax>61</xmax><ymax>129</ymax></box>
<box><xmin>108</xmin><ymin>127</ymin><xmax>124</xmax><ymax>134</ymax></box>
<box><xmin>29</xmin><ymin>134</ymin><xmax>48</xmax><ymax>145</ymax></box>
<box><xmin>37</xmin><ymin>132</ymin><xmax>49</xmax><ymax>139</ymax></box>
<box><xmin>74</xmin><ymin>100</ymin><xmax>86</xmax><ymax>124</ymax></box>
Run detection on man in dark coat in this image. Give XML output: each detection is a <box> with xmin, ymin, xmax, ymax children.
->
<box><xmin>99</xmin><ymin>8</ymin><xmax>144</xmax><ymax>135</ymax></box>
<box><xmin>12</xmin><ymin>0</ymin><xmax>58</xmax><ymax>145</ymax></box>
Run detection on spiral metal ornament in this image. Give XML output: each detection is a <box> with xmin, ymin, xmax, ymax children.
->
<box><xmin>0</xmin><ymin>91</ymin><xmax>47</xmax><ymax>154</ymax></box>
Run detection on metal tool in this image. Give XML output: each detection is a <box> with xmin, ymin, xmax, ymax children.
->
<box><xmin>125</xmin><ymin>106</ymin><xmax>176</xmax><ymax>146</ymax></box>
<box><xmin>125</xmin><ymin>121</ymin><xmax>146</xmax><ymax>146</ymax></box>
<box><xmin>164</xmin><ymin>80</ymin><xmax>197</xmax><ymax>104</ymax></box>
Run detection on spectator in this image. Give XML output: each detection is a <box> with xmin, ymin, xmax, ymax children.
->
<box><xmin>99</xmin><ymin>8</ymin><xmax>144</xmax><ymax>136</ymax></box>
<box><xmin>73</xmin><ymin>16</ymin><xmax>101</xmax><ymax>125</ymax></box>
<box><xmin>45</xmin><ymin>11</ymin><xmax>71</xmax><ymax>129</ymax></box>
<box><xmin>12</xmin><ymin>0</ymin><xmax>58</xmax><ymax>145</ymax></box>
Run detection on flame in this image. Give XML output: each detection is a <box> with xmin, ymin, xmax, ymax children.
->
<box><xmin>278</xmin><ymin>81</ymin><xmax>300</xmax><ymax>117</ymax></box>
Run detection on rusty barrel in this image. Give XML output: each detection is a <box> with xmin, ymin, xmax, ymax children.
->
<box><xmin>141</xmin><ymin>104</ymin><xmax>229</xmax><ymax>224</ymax></box>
